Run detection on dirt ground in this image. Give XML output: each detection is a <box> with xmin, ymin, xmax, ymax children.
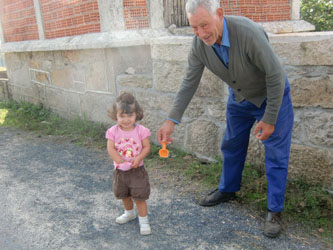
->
<box><xmin>0</xmin><ymin>126</ymin><xmax>330</xmax><ymax>250</ymax></box>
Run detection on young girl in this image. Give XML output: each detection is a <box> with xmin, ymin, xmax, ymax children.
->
<box><xmin>106</xmin><ymin>92</ymin><xmax>152</xmax><ymax>235</ymax></box>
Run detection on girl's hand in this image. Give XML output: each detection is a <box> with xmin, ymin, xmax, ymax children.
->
<box><xmin>117</xmin><ymin>161</ymin><xmax>132</xmax><ymax>171</ymax></box>
<box><xmin>130</xmin><ymin>157</ymin><xmax>141</xmax><ymax>168</ymax></box>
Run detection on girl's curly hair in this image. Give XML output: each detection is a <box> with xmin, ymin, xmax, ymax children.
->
<box><xmin>108</xmin><ymin>92</ymin><xmax>144</xmax><ymax>121</ymax></box>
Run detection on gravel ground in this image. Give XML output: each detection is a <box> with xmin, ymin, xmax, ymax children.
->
<box><xmin>0</xmin><ymin>126</ymin><xmax>329</xmax><ymax>250</ymax></box>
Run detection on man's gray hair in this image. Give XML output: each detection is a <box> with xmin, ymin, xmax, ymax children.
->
<box><xmin>185</xmin><ymin>0</ymin><xmax>220</xmax><ymax>15</ymax></box>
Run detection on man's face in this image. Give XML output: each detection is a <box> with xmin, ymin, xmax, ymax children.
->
<box><xmin>188</xmin><ymin>6</ymin><xmax>223</xmax><ymax>46</ymax></box>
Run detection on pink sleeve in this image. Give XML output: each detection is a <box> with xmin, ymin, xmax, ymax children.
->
<box><xmin>105</xmin><ymin>126</ymin><xmax>116</xmax><ymax>141</ymax></box>
<box><xmin>138</xmin><ymin>125</ymin><xmax>151</xmax><ymax>140</ymax></box>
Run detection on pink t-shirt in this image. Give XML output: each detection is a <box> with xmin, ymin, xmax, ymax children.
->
<box><xmin>105</xmin><ymin>124</ymin><xmax>151</xmax><ymax>171</ymax></box>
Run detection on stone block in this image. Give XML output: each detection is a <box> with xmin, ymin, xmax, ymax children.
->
<box><xmin>35</xmin><ymin>71</ymin><xmax>50</xmax><ymax>85</ymax></box>
<box><xmin>153</xmin><ymin>61</ymin><xmax>186</xmax><ymax>92</ymax></box>
<box><xmin>106</xmin><ymin>46</ymin><xmax>152</xmax><ymax>76</ymax></box>
<box><xmin>8</xmin><ymin>84</ymin><xmax>35</xmax><ymax>103</ymax></box>
<box><xmin>5</xmin><ymin>52</ymin><xmax>29</xmax><ymax>71</ymax></box>
<box><xmin>45</xmin><ymin>87</ymin><xmax>67</xmax><ymax>112</ymax></box>
<box><xmin>44</xmin><ymin>88</ymin><xmax>81</xmax><ymax>119</ymax></box>
<box><xmin>271</xmin><ymin>32</ymin><xmax>333</xmax><ymax>66</ymax></box>
<box><xmin>196</xmin><ymin>69</ymin><xmax>224</xmax><ymax>98</ymax></box>
<box><xmin>64</xmin><ymin>91</ymin><xmax>81</xmax><ymax>116</ymax></box>
<box><xmin>30</xmin><ymin>69</ymin><xmax>51</xmax><ymax>85</ymax></box>
<box><xmin>31</xmin><ymin>83</ymin><xmax>46</xmax><ymax>102</ymax></box>
<box><xmin>80</xmin><ymin>91</ymin><xmax>115</xmax><ymax>124</ymax></box>
<box><xmin>183</xmin><ymin>96</ymin><xmax>205</xmax><ymax>119</ymax></box>
<box><xmin>246</xmin><ymin>134</ymin><xmax>265</xmax><ymax>170</ymax></box>
<box><xmin>290</xmin><ymin>75</ymin><xmax>333</xmax><ymax>108</ymax></box>
<box><xmin>186</xmin><ymin>119</ymin><xmax>221</xmax><ymax>158</ymax></box>
<box><xmin>0</xmin><ymin>79</ymin><xmax>9</xmax><ymax>100</ymax></box>
<box><xmin>260</xmin><ymin>20</ymin><xmax>315</xmax><ymax>34</ymax></box>
<box><xmin>139</xmin><ymin>110</ymin><xmax>159</xmax><ymax>144</ymax></box>
<box><xmin>86</xmin><ymin>61</ymin><xmax>107</xmax><ymax>92</ymax></box>
<box><xmin>291</xmin><ymin>109</ymin><xmax>304</xmax><ymax>144</ymax></box>
<box><xmin>303</xmin><ymin>111</ymin><xmax>333</xmax><ymax>147</ymax></box>
<box><xmin>10</xmin><ymin>67</ymin><xmax>30</xmax><ymax>87</ymax></box>
<box><xmin>168</xmin><ymin>121</ymin><xmax>186</xmax><ymax>150</ymax></box>
<box><xmin>72</xmin><ymin>69</ymin><xmax>86</xmax><ymax>84</ymax></box>
<box><xmin>62</xmin><ymin>50</ymin><xmax>80</xmax><ymax>64</ymax></box>
<box><xmin>247</xmin><ymin>135</ymin><xmax>333</xmax><ymax>186</ymax></box>
<box><xmin>135</xmin><ymin>90</ymin><xmax>174</xmax><ymax>114</ymax></box>
<box><xmin>207</xmin><ymin>100</ymin><xmax>226</xmax><ymax>120</ymax></box>
<box><xmin>73</xmin><ymin>81</ymin><xmax>86</xmax><ymax>93</ymax></box>
<box><xmin>50</xmin><ymin>68</ymin><xmax>73</xmax><ymax>89</ymax></box>
<box><xmin>0</xmin><ymin>70</ymin><xmax>7</xmax><ymax>79</ymax></box>
<box><xmin>288</xmin><ymin>145</ymin><xmax>332</xmax><ymax>186</ymax></box>
<box><xmin>151</xmin><ymin>37</ymin><xmax>192</xmax><ymax>61</ymax></box>
<box><xmin>117</xmin><ymin>74</ymin><xmax>153</xmax><ymax>89</ymax></box>
<box><xmin>138</xmin><ymin>109</ymin><xmax>186</xmax><ymax>149</ymax></box>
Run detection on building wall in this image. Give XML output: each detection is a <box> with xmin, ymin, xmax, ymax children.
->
<box><xmin>40</xmin><ymin>0</ymin><xmax>100</xmax><ymax>39</ymax></box>
<box><xmin>0</xmin><ymin>0</ymin><xmax>39</xmax><ymax>42</ymax></box>
<box><xmin>123</xmin><ymin>0</ymin><xmax>149</xmax><ymax>29</ymax></box>
<box><xmin>1</xmin><ymin>31</ymin><xmax>332</xmax><ymax>190</ymax></box>
<box><xmin>0</xmin><ymin>0</ymin><xmax>294</xmax><ymax>43</ymax></box>
<box><xmin>222</xmin><ymin>0</ymin><xmax>291</xmax><ymax>22</ymax></box>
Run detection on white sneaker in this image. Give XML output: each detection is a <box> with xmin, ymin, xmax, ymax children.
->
<box><xmin>139</xmin><ymin>216</ymin><xmax>151</xmax><ymax>235</ymax></box>
<box><xmin>140</xmin><ymin>223</ymin><xmax>151</xmax><ymax>235</ymax></box>
<box><xmin>116</xmin><ymin>210</ymin><xmax>136</xmax><ymax>224</ymax></box>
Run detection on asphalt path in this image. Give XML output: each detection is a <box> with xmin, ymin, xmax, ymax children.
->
<box><xmin>0</xmin><ymin>126</ymin><xmax>327</xmax><ymax>250</ymax></box>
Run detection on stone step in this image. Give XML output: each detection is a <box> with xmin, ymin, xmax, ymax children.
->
<box><xmin>0</xmin><ymin>70</ymin><xmax>8</xmax><ymax>79</ymax></box>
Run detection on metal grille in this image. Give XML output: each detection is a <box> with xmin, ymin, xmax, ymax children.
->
<box><xmin>163</xmin><ymin>0</ymin><xmax>242</xmax><ymax>28</ymax></box>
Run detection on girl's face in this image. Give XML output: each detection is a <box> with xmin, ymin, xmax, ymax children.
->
<box><xmin>116</xmin><ymin>111</ymin><xmax>137</xmax><ymax>131</ymax></box>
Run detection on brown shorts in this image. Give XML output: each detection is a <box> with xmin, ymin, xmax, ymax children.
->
<box><xmin>113</xmin><ymin>166</ymin><xmax>150</xmax><ymax>201</ymax></box>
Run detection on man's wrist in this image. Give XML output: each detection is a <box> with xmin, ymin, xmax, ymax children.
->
<box><xmin>167</xmin><ymin>118</ymin><xmax>179</xmax><ymax>125</ymax></box>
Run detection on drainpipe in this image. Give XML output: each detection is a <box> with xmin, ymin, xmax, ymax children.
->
<box><xmin>291</xmin><ymin>0</ymin><xmax>301</xmax><ymax>20</ymax></box>
<box><xmin>0</xmin><ymin>15</ymin><xmax>5</xmax><ymax>44</ymax></box>
<box><xmin>33</xmin><ymin>0</ymin><xmax>45</xmax><ymax>40</ymax></box>
<box><xmin>98</xmin><ymin>0</ymin><xmax>125</xmax><ymax>32</ymax></box>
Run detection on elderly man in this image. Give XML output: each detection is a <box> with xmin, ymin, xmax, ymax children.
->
<box><xmin>157</xmin><ymin>0</ymin><xmax>294</xmax><ymax>238</ymax></box>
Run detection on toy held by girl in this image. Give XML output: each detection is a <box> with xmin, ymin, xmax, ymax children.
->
<box><xmin>106</xmin><ymin>92</ymin><xmax>152</xmax><ymax>235</ymax></box>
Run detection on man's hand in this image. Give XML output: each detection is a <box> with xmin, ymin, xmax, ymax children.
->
<box><xmin>254</xmin><ymin>121</ymin><xmax>275</xmax><ymax>140</ymax></box>
<box><xmin>157</xmin><ymin>120</ymin><xmax>175</xmax><ymax>144</ymax></box>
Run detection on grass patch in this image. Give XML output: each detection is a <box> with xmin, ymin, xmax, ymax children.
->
<box><xmin>0</xmin><ymin>100</ymin><xmax>107</xmax><ymax>149</ymax></box>
<box><xmin>1</xmin><ymin>100</ymin><xmax>332</xmax><ymax>244</ymax></box>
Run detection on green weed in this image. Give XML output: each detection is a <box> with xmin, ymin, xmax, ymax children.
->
<box><xmin>0</xmin><ymin>100</ymin><xmax>107</xmax><ymax>149</ymax></box>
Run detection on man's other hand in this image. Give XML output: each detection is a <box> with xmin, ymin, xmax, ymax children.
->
<box><xmin>254</xmin><ymin>121</ymin><xmax>275</xmax><ymax>140</ymax></box>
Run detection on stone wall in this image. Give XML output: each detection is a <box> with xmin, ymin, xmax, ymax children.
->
<box><xmin>0</xmin><ymin>30</ymin><xmax>332</xmax><ymax>191</ymax></box>
<box><xmin>250</xmin><ymin>32</ymin><xmax>333</xmax><ymax>191</ymax></box>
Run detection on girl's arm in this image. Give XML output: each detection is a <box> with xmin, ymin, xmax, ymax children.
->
<box><xmin>107</xmin><ymin>139</ymin><xmax>124</xmax><ymax>164</ymax></box>
<box><xmin>131</xmin><ymin>137</ymin><xmax>150</xmax><ymax>168</ymax></box>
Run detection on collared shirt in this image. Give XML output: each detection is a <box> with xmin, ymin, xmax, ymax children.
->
<box><xmin>212</xmin><ymin>17</ymin><xmax>230</xmax><ymax>68</ymax></box>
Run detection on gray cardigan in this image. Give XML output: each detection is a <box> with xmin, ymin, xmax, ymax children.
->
<box><xmin>168</xmin><ymin>15</ymin><xmax>285</xmax><ymax>125</ymax></box>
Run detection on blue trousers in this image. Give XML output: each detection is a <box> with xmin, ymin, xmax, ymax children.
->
<box><xmin>218</xmin><ymin>78</ymin><xmax>294</xmax><ymax>212</ymax></box>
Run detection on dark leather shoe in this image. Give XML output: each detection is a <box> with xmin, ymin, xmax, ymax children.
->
<box><xmin>199</xmin><ymin>189</ymin><xmax>236</xmax><ymax>207</ymax></box>
<box><xmin>264</xmin><ymin>211</ymin><xmax>282</xmax><ymax>238</ymax></box>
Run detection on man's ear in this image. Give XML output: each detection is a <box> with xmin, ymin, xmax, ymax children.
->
<box><xmin>216</xmin><ymin>8</ymin><xmax>223</xmax><ymax>19</ymax></box>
